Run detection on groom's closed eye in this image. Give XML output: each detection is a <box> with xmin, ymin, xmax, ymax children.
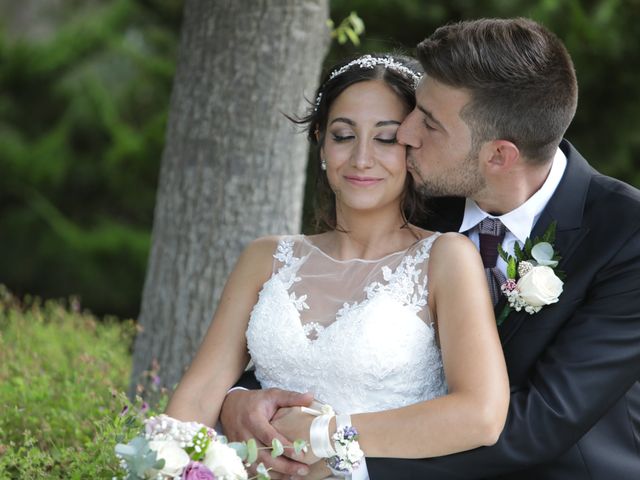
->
<box><xmin>423</xmin><ymin>119</ymin><xmax>437</xmax><ymax>131</ymax></box>
<box><xmin>417</xmin><ymin>105</ymin><xmax>446</xmax><ymax>132</ymax></box>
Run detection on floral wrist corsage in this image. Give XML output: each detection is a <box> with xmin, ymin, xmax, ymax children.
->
<box><xmin>326</xmin><ymin>426</ymin><xmax>364</xmax><ymax>476</ymax></box>
<box><xmin>497</xmin><ymin>221</ymin><xmax>565</xmax><ymax>325</ymax></box>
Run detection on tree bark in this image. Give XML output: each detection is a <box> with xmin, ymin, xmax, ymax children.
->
<box><xmin>130</xmin><ymin>0</ymin><xmax>330</xmax><ymax>396</ymax></box>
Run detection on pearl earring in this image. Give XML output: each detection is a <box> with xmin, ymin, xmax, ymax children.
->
<box><xmin>320</xmin><ymin>159</ymin><xmax>327</xmax><ymax>171</ymax></box>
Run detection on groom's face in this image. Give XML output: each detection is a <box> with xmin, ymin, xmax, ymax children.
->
<box><xmin>397</xmin><ymin>77</ymin><xmax>485</xmax><ymax>197</ymax></box>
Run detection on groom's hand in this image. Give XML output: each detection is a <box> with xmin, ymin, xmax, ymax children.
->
<box><xmin>220</xmin><ymin>388</ymin><xmax>314</xmax><ymax>477</ymax></box>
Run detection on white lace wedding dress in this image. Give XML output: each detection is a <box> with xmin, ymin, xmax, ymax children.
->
<box><xmin>246</xmin><ymin>234</ymin><xmax>447</xmax><ymax>478</ymax></box>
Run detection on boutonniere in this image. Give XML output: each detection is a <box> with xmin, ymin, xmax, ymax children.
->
<box><xmin>496</xmin><ymin>221</ymin><xmax>565</xmax><ymax>325</ymax></box>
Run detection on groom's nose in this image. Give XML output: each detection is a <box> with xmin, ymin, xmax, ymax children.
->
<box><xmin>397</xmin><ymin>109</ymin><xmax>421</xmax><ymax>148</ymax></box>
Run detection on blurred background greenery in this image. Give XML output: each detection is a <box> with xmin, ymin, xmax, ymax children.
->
<box><xmin>2</xmin><ymin>0</ymin><xmax>639</xmax><ymax>319</ymax></box>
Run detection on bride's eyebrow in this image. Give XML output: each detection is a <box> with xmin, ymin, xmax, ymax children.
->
<box><xmin>329</xmin><ymin>117</ymin><xmax>355</xmax><ymax>126</ymax></box>
<box><xmin>329</xmin><ymin>118</ymin><xmax>401</xmax><ymax>127</ymax></box>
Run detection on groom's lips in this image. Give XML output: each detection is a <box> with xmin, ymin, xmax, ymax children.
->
<box><xmin>344</xmin><ymin>175</ymin><xmax>383</xmax><ymax>186</ymax></box>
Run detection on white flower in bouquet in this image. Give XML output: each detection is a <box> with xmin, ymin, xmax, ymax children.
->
<box><xmin>202</xmin><ymin>441</ymin><xmax>249</xmax><ymax>480</ymax></box>
<box><xmin>517</xmin><ymin>265</ymin><xmax>563</xmax><ymax>308</ymax></box>
<box><xmin>147</xmin><ymin>440</ymin><xmax>191</xmax><ymax>477</ymax></box>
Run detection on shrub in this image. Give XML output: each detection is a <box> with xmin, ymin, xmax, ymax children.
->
<box><xmin>0</xmin><ymin>286</ymin><xmax>161</xmax><ymax>478</ymax></box>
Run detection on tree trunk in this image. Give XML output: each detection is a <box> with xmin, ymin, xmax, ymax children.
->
<box><xmin>130</xmin><ymin>0</ymin><xmax>330</xmax><ymax>397</ymax></box>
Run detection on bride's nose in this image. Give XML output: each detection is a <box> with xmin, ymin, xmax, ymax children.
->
<box><xmin>352</xmin><ymin>139</ymin><xmax>374</xmax><ymax>169</ymax></box>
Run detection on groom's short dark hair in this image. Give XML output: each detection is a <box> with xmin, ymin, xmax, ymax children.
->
<box><xmin>417</xmin><ymin>17</ymin><xmax>578</xmax><ymax>163</ymax></box>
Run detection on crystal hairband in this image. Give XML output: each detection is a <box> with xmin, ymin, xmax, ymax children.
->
<box><xmin>314</xmin><ymin>55</ymin><xmax>422</xmax><ymax>111</ymax></box>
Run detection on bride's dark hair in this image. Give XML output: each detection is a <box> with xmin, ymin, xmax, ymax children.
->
<box><xmin>289</xmin><ymin>53</ymin><xmax>425</xmax><ymax>233</ymax></box>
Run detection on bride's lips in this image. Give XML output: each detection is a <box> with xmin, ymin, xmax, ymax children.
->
<box><xmin>344</xmin><ymin>175</ymin><xmax>383</xmax><ymax>186</ymax></box>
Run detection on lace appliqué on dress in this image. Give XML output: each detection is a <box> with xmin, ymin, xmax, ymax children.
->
<box><xmin>337</xmin><ymin>239</ymin><xmax>433</xmax><ymax>321</ymax></box>
<box><xmin>246</xmin><ymin>234</ymin><xmax>447</xmax><ymax>416</ymax></box>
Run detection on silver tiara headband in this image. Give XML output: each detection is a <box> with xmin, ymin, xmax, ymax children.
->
<box><xmin>314</xmin><ymin>55</ymin><xmax>422</xmax><ymax>111</ymax></box>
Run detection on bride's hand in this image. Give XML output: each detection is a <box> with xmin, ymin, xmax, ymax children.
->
<box><xmin>271</xmin><ymin>406</ymin><xmax>320</xmax><ymax>465</ymax></box>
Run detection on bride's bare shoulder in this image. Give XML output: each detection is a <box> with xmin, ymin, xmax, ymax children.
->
<box><xmin>429</xmin><ymin>231</ymin><xmax>482</xmax><ymax>272</ymax></box>
<box><xmin>237</xmin><ymin>235</ymin><xmax>288</xmax><ymax>280</ymax></box>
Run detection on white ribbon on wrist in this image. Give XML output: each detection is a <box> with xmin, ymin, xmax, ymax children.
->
<box><xmin>302</xmin><ymin>401</ymin><xmax>337</xmax><ymax>458</ymax></box>
<box><xmin>310</xmin><ymin>413</ymin><xmax>336</xmax><ymax>458</ymax></box>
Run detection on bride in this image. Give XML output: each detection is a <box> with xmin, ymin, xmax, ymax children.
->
<box><xmin>165</xmin><ymin>54</ymin><xmax>509</xmax><ymax>479</ymax></box>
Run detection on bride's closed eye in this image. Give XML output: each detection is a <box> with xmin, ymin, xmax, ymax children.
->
<box><xmin>375</xmin><ymin>136</ymin><xmax>398</xmax><ymax>144</ymax></box>
<box><xmin>331</xmin><ymin>133</ymin><xmax>354</xmax><ymax>142</ymax></box>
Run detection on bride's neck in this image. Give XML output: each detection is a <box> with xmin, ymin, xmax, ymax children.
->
<box><xmin>329</xmin><ymin>205</ymin><xmax>417</xmax><ymax>260</ymax></box>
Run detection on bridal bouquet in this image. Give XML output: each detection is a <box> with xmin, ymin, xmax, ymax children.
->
<box><xmin>115</xmin><ymin>414</ymin><xmax>300</xmax><ymax>480</ymax></box>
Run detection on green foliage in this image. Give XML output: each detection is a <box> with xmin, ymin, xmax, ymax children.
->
<box><xmin>0</xmin><ymin>286</ymin><xmax>158</xmax><ymax>478</ymax></box>
<box><xmin>0</xmin><ymin>0</ymin><xmax>183</xmax><ymax>318</ymax></box>
<box><xmin>328</xmin><ymin>12</ymin><xmax>365</xmax><ymax>46</ymax></box>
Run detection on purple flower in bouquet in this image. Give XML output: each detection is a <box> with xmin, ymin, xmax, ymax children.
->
<box><xmin>182</xmin><ymin>461</ymin><xmax>216</xmax><ymax>480</ymax></box>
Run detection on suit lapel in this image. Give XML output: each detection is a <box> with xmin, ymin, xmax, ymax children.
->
<box><xmin>498</xmin><ymin>140</ymin><xmax>593</xmax><ymax>345</ymax></box>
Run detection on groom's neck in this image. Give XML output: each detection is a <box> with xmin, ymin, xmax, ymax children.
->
<box><xmin>474</xmin><ymin>159</ymin><xmax>553</xmax><ymax>215</ymax></box>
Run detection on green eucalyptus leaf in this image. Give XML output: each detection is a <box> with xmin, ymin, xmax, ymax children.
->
<box><xmin>228</xmin><ymin>441</ymin><xmax>248</xmax><ymax>461</ymax></box>
<box><xmin>271</xmin><ymin>438</ymin><xmax>284</xmax><ymax>457</ymax></box>
<box><xmin>247</xmin><ymin>438</ymin><xmax>258</xmax><ymax>464</ymax></box>
<box><xmin>531</xmin><ymin>242</ymin><xmax>558</xmax><ymax>266</ymax></box>
<box><xmin>293</xmin><ymin>439</ymin><xmax>308</xmax><ymax>455</ymax></box>
<box><xmin>256</xmin><ymin>463</ymin><xmax>271</xmax><ymax>480</ymax></box>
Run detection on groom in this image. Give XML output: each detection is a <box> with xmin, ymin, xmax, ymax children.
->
<box><xmin>221</xmin><ymin>18</ymin><xmax>640</xmax><ymax>479</ymax></box>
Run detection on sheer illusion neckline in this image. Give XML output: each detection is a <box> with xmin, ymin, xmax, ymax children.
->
<box><xmin>300</xmin><ymin>234</ymin><xmax>435</xmax><ymax>264</ymax></box>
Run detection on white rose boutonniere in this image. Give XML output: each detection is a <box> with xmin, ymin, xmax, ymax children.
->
<box><xmin>497</xmin><ymin>222</ymin><xmax>565</xmax><ymax>325</ymax></box>
<box><xmin>518</xmin><ymin>265</ymin><xmax>563</xmax><ymax>307</ymax></box>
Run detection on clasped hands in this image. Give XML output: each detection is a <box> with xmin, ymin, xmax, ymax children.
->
<box><xmin>220</xmin><ymin>388</ymin><xmax>332</xmax><ymax>479</ymax></box>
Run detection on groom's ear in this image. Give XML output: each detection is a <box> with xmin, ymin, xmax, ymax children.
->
<box><xmin>483</xmin><ymin>140</ymin><xmax>520</xmax><ymax>172</ymax></box>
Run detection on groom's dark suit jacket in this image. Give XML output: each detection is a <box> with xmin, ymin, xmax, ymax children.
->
<box><xmin>365</xmin><ymin>140</ymin><xmax>640</xmax><ymax>479</ymax></box>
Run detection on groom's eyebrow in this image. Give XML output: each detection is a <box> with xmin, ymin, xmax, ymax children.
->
<box><xmin>417</xmin><ymin>104</ymin><xmax>446</xmax><ymax>132</ymax></box>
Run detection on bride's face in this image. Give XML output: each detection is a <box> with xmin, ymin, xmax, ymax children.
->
<box><xmin>321</xmin><ymin>80</ymin><xmax>410</xmax><ymax>216</ymax></box>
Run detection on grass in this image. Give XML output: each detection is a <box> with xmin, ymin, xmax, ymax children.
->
<box><xmin>0</xmin><ymin>286</ymin><xmax>159</xmax><ymax>478</ymax></box>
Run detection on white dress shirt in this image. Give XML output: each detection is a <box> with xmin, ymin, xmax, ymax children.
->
<box><xmin>458</xmin><ymin>148</ymin><xmax>567</xmax><ymax>277</ymax></box>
